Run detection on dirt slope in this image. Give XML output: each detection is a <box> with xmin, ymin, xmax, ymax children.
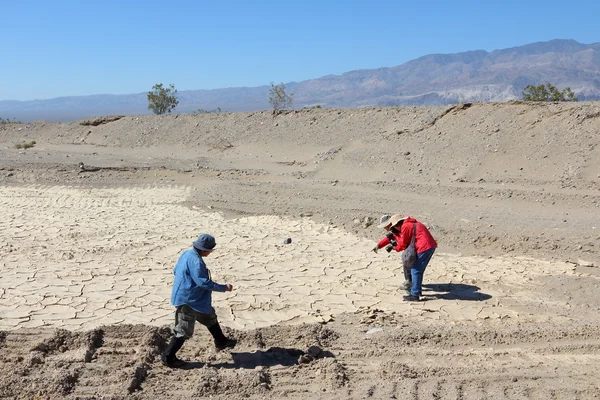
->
<box><xmin>1</xmin><ymin>102</ymin><xmax>599</xmax><ymax>264</ymax></box>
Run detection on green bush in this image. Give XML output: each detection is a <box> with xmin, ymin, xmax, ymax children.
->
<box><xmin>521</xmin><ymin>83</ymin><xmax>578</xmax><ymax>102</ymax></box>
<box><xmin>15</xmin><ymin>140</ymin><xmax>36</xmax><ymax>149</ymax></box>
<box><xmin>269</xmin><ymin>82</ymin><xmax>294</xmax><ymax>115</ymax></box>
<box><xmin>147</xmin><ymin>83</ymin><xmax>179</xmax><ymax>114</ymax></box>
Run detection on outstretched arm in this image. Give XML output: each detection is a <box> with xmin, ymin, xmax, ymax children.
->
<box><xmin>189</xmin><ymin>260</ymin><xmax>228</xmax><ymax>292</ymax></box>
<box><xmin>372</xmin><ymin>236</ymin><xmax>391</xmax><ymax>252</ymax></box>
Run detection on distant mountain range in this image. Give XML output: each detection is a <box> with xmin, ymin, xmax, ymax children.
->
<box><xmin>2</xmin><ymin>39</ymin><xmax>599</xmax><ymax>122</ymax></box>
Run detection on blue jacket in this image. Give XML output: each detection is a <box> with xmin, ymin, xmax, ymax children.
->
<box><xmin>170</xmin><ymin>248</ymin><xmax>227</xmax><ymax>313</ymax></box>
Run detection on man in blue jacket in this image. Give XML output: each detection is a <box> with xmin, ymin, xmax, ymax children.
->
<box><xmin>161</xmin><ymin>233</ymin><xmax>236</xmax><ymax>368</ymax></box>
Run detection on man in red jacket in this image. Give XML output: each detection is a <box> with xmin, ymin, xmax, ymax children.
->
<box><xmin>373</xmin><ymin>214</ymin><xmax>437</xmax><ymax>301</ymax></box>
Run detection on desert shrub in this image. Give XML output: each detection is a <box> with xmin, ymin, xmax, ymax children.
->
<box><xmin>269</xmin><ymin>82</ymin><xmax>294</xmax><ymax>115</ymax></box>
<box><xmin>521</xmin><ymin>83</ymin><xmax>578</xmax><ymax>102</ymax></box>
<box><xmin>195</xmin><ymin>107</ymin><xmax>222</xmax><ymax>114</ymax></box>
<box><xmin>0</xmin><ymin>117</ymin><xmax>22</xmax><ymax>124</ymax></box>
<box><xmin>15</xmin><ymin>140</ymin><xmax>36</xmax><ymax>149</ymax></box>
<box><xmin>147</xmin><ymin>83</ymin><xmax>179</xmax><ymax>114</ymax></box>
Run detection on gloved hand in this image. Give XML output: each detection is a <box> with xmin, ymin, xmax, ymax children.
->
<box><xmin>372</xmin><ymin>246</ymin><xmax>379</xmax><ymax>253</ymax></box>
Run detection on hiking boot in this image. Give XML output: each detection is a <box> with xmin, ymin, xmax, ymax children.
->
<box><xmin>161</xmin><ymin>335</ymin><xmax>186</xmax><ymax>368</ymax></box>
<box><xmin>207</xmin><ymin>323</ymin><xmax>237</xmax><ymax>351</ymax></box>
<box><xmin>161</xmin><ymin>354</ymin><xmax>187</xmax><ymax>368</ymax></box>
<box><xmin>215</xmin><ymin>338</ymin><xmax>237</xmax><ymax>351</ymax></box>
<box><xmin>403</xmin><ymin>295</ymin><xmax>420</xmax><ymax>302</ymax></box>
<box><xmin>400</xmin><ymin>280</ymin><xmax>412</xmax><ymax>292</ymax></box>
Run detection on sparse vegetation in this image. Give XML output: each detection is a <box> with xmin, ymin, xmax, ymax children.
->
<box><xmin>521</xmin><ymin>83</ymin><xmax>578</xmax><ymax>102</ymax></box>
<box><xmin>195</xmin><ymin>107</ymin><xmax>222</xmax><ymax>114</ymax></box>
<box><xmin>14</xmin><ymin>140</ymin><xmax>36</xmax><ymax>149</ymax></box>
<box><xmin>269</xmin><ymin>82</ymin><xmax>294</xmax><ymax>115</ymax></box>
<box><xmin>209</xmin><ymin>137</ymin><xmax>234</xmax><ymax>151</ymax></box>
<box><xmin>147</xmin><ymin>83</ymin><xmax>179</xmax><ymax>115</ymax></box>
<box><xmin>0</xmin><ymin>117</ymin><xmax>22</xmax><ymax>124</ymax></box>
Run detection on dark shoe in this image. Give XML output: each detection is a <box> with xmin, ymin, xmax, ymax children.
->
<box><xmin>215</xmin><ymin>338</ymin><xmax>237</xmax><ymax>351</ymax></box>
<box><xmin>403</xmin><ymin>295</ymin><xmax>420</xmax><ymax>302</ymax></box>
<box><xmin>161</xmin><ymin>354</ymin><xmax>187</xmax><ymax>368</ymax></box>
<box><xmin>207</xmin><ymin>323</ymin><xmax>237</xmax><ymax>351</ymax></box>
<box><xmin>161</xmin><ymin>335</ymin><xmax>186</xmax><ymax>367</ymax></box>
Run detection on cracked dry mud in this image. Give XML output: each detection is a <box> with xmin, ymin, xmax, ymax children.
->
<box><xmin>1</xmin><ymin>102</ymin><xmax>600</xmax><ymax>399</ymax></box>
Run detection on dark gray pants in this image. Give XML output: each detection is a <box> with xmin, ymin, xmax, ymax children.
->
<box><xmin>403</xmin><ymin>263</ymin><xmax>412</xmax><ymax>282</ymax></box>
<box><xmin>173</xmin><ymin>304</ymin><xmax>218</xmax><ymax>339</ymax></box>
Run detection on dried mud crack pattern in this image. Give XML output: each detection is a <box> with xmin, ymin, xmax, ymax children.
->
<box><xmin>1</xmin><ymin>184</ymin><xmax>598</xmax><ymax>333</ymax></box>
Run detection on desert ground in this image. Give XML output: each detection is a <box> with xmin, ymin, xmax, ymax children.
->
<box><xmin>0</xmin><ymin>101</ymin><xmax>599</xmax><ymax>399</ymax></box>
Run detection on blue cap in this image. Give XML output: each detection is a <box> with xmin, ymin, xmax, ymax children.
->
<box><xmin>192</xmin><ymin>234</ymin><xmax>216</xmax><ymax>251</ymax></box>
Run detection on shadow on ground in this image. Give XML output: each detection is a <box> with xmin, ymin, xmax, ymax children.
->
<box><xmin>422</xmin><ymin>283</ymin><xmax>492</xmax><ymax>301</ymax></box>
<box><xmin>178</xmin><ymin>347</ymin><xmax>335</xmax><ymax>370</ymax></box>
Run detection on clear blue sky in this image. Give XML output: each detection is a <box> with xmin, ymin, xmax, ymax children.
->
<box><xmin>1</xmin><ymin>0</ymin><xmax>598</xmax><ymax>101</ymax></box>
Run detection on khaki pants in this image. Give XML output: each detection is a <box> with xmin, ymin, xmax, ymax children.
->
<box><xmin>173</xmin><ymin>304</ymin><xmax>218</xmax><ymax>339</ymax></box>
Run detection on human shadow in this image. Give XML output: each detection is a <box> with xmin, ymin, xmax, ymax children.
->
<box><xmin>421</xmin><ymin>283</ymin><xmax>492</xmax><ymax>301</ymax></box>
<box><xmin>213</xmin><ymin>346</ymin><xmax>335</xmax><ymax>369</ymax></box>
<box><xmin>175</xmin><ymin>346</ymin><xmax>335</xmax><ymax>370</ymax></box>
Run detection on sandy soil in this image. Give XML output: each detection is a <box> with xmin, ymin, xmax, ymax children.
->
<box><xmin>1</xmin><ymin>102</ymin><xmax>600</xmax><ymax>399</ymax></box>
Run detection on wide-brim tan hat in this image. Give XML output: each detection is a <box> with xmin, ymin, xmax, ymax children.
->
<box><xmin>376</xmin><ymin>215</ymin><xmax>392</xmax><ymax>228</ymax></box>
<box><xmin>388</xmin><ymin>214</ymin><xmax>408</xmax><ymax>227</ymax></box>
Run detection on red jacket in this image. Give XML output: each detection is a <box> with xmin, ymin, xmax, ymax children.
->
<box><xmin>376</xmin><ymin>217</ymin><xmax>437</xmax><ymax>253</ymax></box>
